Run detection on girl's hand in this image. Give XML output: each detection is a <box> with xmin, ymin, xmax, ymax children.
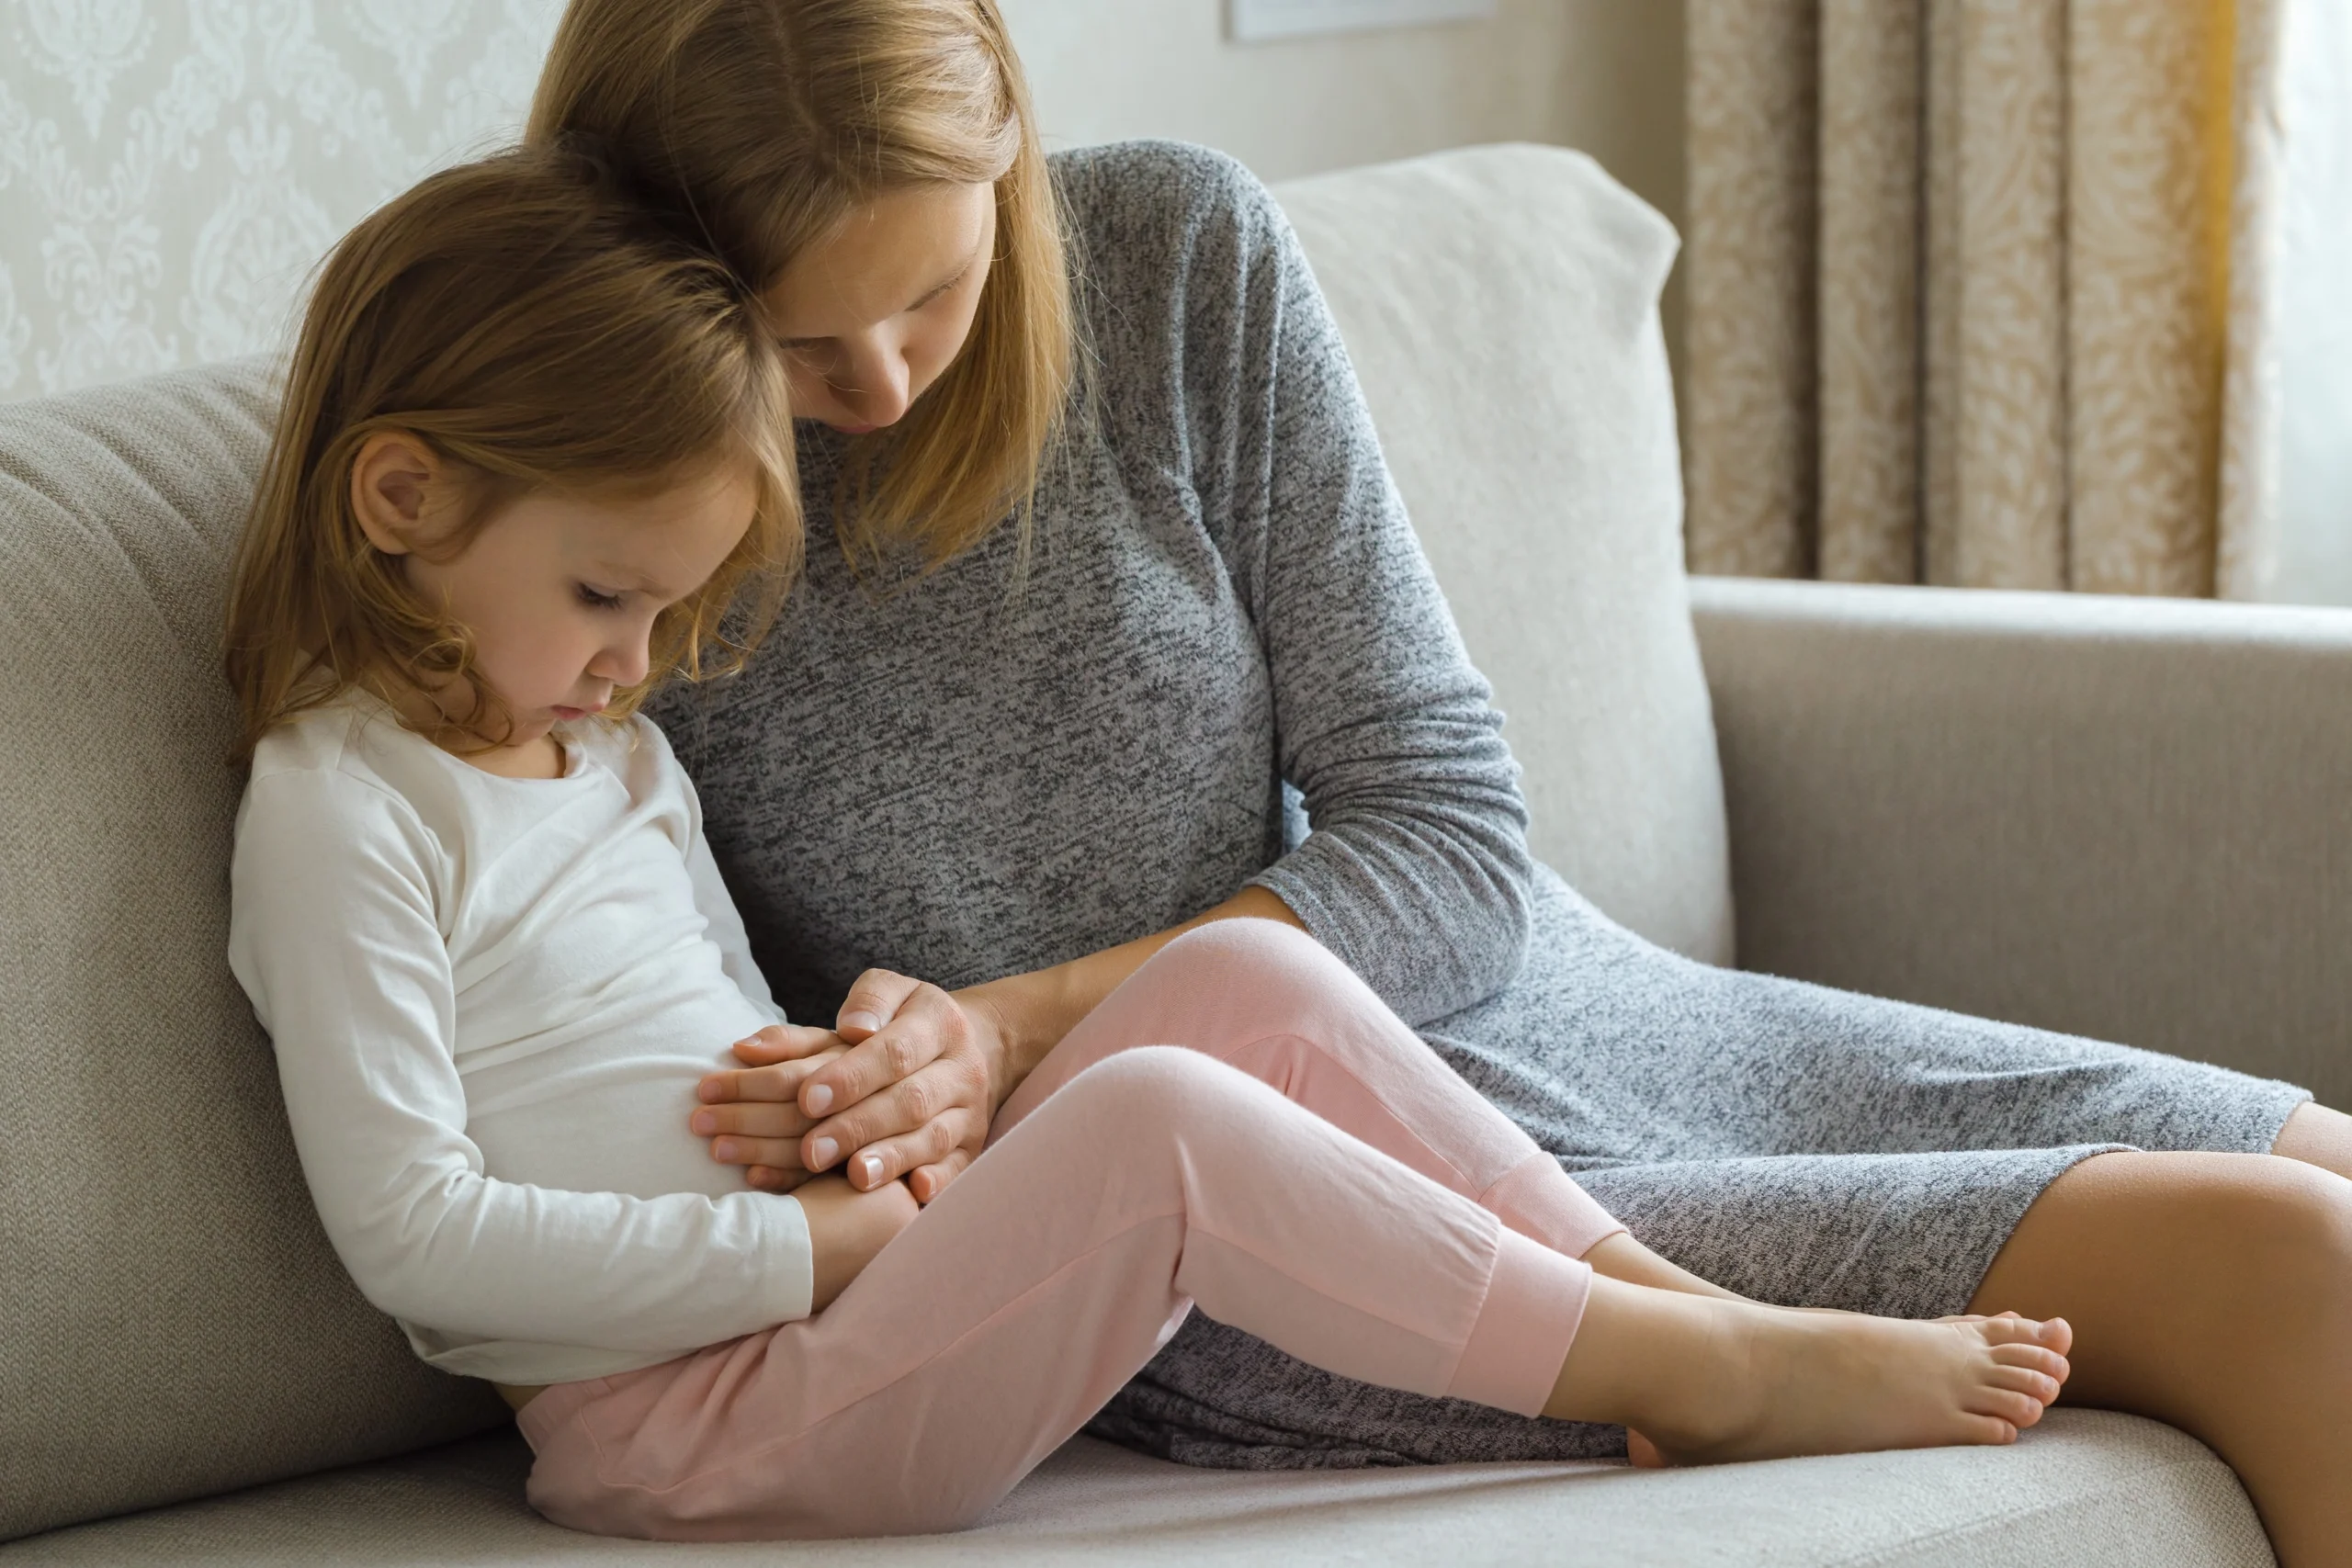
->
<box><xmin>796</xmin><ymin>1173</ymin><xmax>920</xmax><ymax>1311</ymax></box>
<box><xmin>692</xmin><ymin>1029</ymin><xmax>848</xmax><ymax>1191</ymax></box>
<box><xmin>718</xmin><ymin>971</ymin><xmax>1007</xmax><ymax>1204</ymax></box>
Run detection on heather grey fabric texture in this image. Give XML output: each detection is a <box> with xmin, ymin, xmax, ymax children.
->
<box><xmin>0</xmin><ymin>1413</ymin><xmax>2272</xmax><ymax>1568</ymax></box>
<box><xmin>1275</xmin><ymin>146</ymin><xmax>1734</xmax><ymax>965</ymax></box>
<box><xmin>1691</xmin><ymin>576</ymin><xmax>2352</xmax><ymax>1111</ymax></box>
<box><xmin>651</xmin><ymin>140</ymin><xmax>1538</xmax><ymax>1032</ymax></box>
<box><xmin>0</xmin><ymin>362</ymin><xmax>509</xmax><ymax>1543</ymax></box>
<box><xmin>657</xmin><ymin>141</ymin><xmax>2307</xmax><ymax>1473</ymax></box>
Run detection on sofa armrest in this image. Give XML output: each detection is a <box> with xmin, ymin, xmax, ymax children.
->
<box><xmin>1689</xmin><ymin>576</ymin><xmax>2352</xmax><ymax>1109</ymax></box>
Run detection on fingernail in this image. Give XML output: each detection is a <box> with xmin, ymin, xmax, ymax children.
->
<box><xmin>810</xmin><ymin>1137</ymin><xmax>837</xmax><ymax>1168</ymax></box>
<box><xmin>859</xmin><ymin>1153</ymin><xmax>884</xmax><ymax>1185</ymax></box>
<box><xmin>713</xmin><ymin>1138</ymin><xmax>736</xmax><ymax>1159</ymax></box>
<box><xmin>696</xmin><ymin>1079</ymin><xmax>721</xmax><ymax>1101</ymax></box>
<box><xmin>841</xmin><ymin>1012</ymin><xmax>880</xmax><ymax>1033</ymax></box>
<box><xmin>804</xmin><ymin>1084</ymin><xmax>834</xmax><ymax>1115</ymax></box>
<box><xmin>691</xmin><ymin>1111</ymin><xmax>714</xmax><ymax>1134</ymax></box>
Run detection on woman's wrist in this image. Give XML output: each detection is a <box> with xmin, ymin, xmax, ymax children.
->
<box><xmin>954</xmin><ymin>967</ymin><xmax>1080</xmax><ymax>1110</ymax></box>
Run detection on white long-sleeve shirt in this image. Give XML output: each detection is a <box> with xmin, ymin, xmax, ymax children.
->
<box><xmin>226</xmin><ymin>691</ymin><xmax>813</xmax><ymax>1385</ymax></box>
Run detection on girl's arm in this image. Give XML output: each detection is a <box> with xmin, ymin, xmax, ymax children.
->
<box><xmin>230</xmin><ymin>767</ymin><xmax>819</xmax><ymax>1369</ymax></box>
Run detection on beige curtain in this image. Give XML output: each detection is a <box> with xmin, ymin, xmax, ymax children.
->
<box><xmin>1684</xmin><ymin>0</ymin><xmax>2285</xmax><ymax>597</ymax></box>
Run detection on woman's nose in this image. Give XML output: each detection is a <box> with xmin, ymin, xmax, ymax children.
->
<box><xmin>833</xmin><ymin>336</ymin><xmax>914</xmax><ymax>428</ymax></box>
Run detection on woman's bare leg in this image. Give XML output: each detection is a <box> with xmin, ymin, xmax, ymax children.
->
<box><xmin>1968</xmin><ymin>1148</ymin><xmax>2352</xmax><ymax>1568</ymax></box>
<box><xmin>2273</xmin><ymin>1100</ymin><xmax>2352</xmax><ymax>1179</ymax></box>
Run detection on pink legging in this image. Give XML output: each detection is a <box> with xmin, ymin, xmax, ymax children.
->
<box><xmin>521</xmin><ymin>920</ymin><xmax>1626</xmax><ymax>1540</ymax></box>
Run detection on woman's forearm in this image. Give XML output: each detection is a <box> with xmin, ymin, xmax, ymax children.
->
<box><xmin>959</xmin><ymin>886</ymin><xmax>1304</xmax><ymax>1104</ymax></box>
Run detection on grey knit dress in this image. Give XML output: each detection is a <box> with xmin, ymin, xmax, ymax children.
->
<box><xmin>648</xmin><ymin>140</ymin><xmax>2308</xmax><ymax>1468</ymax></box>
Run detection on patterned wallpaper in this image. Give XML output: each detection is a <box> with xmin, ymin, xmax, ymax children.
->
<box><xmin>0</xmin><ymin>0</ymin><xmax>564</xmax><ymax>400</ymax></box>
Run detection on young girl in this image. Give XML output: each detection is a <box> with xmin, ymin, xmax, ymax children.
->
<box><xmin>222</xmin><ymin>142</ymin><xmax>2071</xmax><ymax>1541</ymax></box>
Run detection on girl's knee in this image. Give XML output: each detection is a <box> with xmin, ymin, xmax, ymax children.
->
<box><xmin>1062</xmin><ymin>1044</ymin><xmax>1255</xmax><ymax>1125</ymax></box>
<box><xmin>1157</xmin><ymin>917</ymin><xmax>1358</xmax><ymax>1005</ymax></box>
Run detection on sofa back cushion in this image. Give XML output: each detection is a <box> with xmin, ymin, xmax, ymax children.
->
<box><xmin>1274</xmin><ymin>146</ymin><xmax>1735</xmax><ymax>964</ymax></box>
<box><xmin>0</xmin><ymin>363</ymin><xmax>506</xmax><ymax>1543</ymax></box>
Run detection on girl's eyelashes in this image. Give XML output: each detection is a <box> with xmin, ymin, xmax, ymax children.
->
<box><xmin>575</xmin><ymin>583</ymin><xmax>626</xmax><ymax>611</ymax></box>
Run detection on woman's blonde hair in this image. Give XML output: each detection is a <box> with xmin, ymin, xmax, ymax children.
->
<box><xmin>224</xmin><ymin>144</ymin><xmax>799</xmax><ymax>764</ymax></box>
<box><xmin>527</xmin><ymin>0</ymin><xmax>1074</xmax><ymax>570</ymax></box>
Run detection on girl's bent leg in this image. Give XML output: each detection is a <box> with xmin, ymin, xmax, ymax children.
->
<box><xmin>996</xmin><ymin>919</ymin><xmax>1627</xmax><ymax>1261</ymax></box>
<box><xmin>1968</xmin><ymin>1150</ymin><xmax>2352</xmax><ymax>1568</ymax></box>
<box><xmin>525</xmin><ymin>1047</ymin><xmax>1590</xmax><ymax>1542</ymax></box>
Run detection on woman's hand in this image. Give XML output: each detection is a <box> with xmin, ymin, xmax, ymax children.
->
<box><xmin>699</xmin><ymin>974</ymin><xmax>1009</xmax><ymax>1203</ymax></box>
<box><xmin>700</xmin><ymin>891</ymin><xmax>1306</xmax><ymax>1203</ymax></box>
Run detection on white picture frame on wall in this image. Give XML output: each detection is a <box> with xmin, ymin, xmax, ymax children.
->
<box><xmin>1229</xmin><ymin>0</ymin><xmax>1499</xmax><ymax>44</ymax></box>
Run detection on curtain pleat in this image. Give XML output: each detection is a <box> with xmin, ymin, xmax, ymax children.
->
<box><xmin>2067</xmin><ymin>0</ymin><xmax>2234</xmax><ymax>593</ymax></box>
<box><xmin>1685</xmin><ymin>0</ymin><xmax>1818</xmax><ymax>580</ymax></box>
<box><xmin>1816</xmin><ymin>0</ymin><xmax>1922</xmax><ymax>584</ymax></box>
<box><xmin>1928</xmin><ymin>0</ymin><xmax>2071</xmax><ymax>589</ymax></box>
<box><xmin>1685</xmin><ymin>0</ymin><xmax>2283</xmax><ymax>598</ymax></box>
<box><xmin>2218</xmin><ymin>0</ymin><xmax>2287</xmax><ymax>600</ymax></box>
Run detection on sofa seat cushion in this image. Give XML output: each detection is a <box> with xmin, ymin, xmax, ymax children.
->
<box><xmin>0</xmin><ymin>1412</ymin><xmax>2268</xmax><ymax>1567</ymax></box>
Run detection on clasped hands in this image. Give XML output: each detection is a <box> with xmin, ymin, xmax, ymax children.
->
<box><xmin>690</xmin><ymin>970</ymin><xmax>1012</xmax><ymax>1204</ymax></box>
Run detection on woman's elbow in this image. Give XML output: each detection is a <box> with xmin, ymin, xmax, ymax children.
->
<box><xmin>1442</xmin><ymin>837</ymin><xmax>1535</xmax><ymax>1009</ymax></box>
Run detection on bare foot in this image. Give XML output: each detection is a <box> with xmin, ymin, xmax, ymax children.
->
<box><xmin>1551</xmin><ymin>1279</ymin><xmax>2071</xmax><ymax>1465</ymax></box>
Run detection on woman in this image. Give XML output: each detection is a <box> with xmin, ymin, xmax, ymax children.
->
<box><xmin>531</xmin><ymin>1</ymin><xmax>2352</xmax><ymax>1560</ymax></box>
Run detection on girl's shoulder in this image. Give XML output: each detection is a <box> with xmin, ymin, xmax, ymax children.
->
<box><xmin>234</xmin><ymin>697</ymin><xmax>443</xmax><ymax>888</ymax></box>
<box><xmin>245</xmin><ymin>693</ymin><xmax>409</xmax><ymax>795</ymax></box>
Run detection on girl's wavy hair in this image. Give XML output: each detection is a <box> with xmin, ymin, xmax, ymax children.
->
<box><xmin>224</xmin><ymin>143</ymin><xmax>800</xmax><ymax>764</ymax></box>
<box><xmin>527</xmin><ymin>0</ymin><xmax>1075</xmax><ymax>572</ymax></box>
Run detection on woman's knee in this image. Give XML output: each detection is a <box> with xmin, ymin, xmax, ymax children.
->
<box><xmin>2224</xmin><ymin>1159</ymin><xmax>2352</xmax><ymax>1306</ymax></box>
<box><xmin>1983</xmin><ymin>1152</ymin><xmax>2352</xmax><ymax>1322</ymax></box>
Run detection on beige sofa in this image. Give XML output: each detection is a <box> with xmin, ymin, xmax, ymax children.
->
<box><xmin>7</xmin><ymin>143</ymin><xmax>2345</xmax><ymax>1565</ymax></box>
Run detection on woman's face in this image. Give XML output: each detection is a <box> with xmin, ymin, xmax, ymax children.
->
<box><xmin>763</xmin><ymin>181</ymin><xmax>997</xmax><ymax>434</ymax></box>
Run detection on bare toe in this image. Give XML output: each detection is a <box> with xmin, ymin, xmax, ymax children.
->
<box><xmin>1968</xmin><ymin>1385</ymin><xmax>2050</xmax><ymax>1429</ymax></box>
<box><xmin>1988</xmin><ymin>1342</ymin><xmax>2070</xmax><ymax>1389</ymax></box>
<box><xmin>1985</xmin><ymin>1362</ymin><xmax>2064</xmax><ymax>1405</ymax></box>
<box><xmin>1973</xmin><ymin>1314</ymin><xmax>2053</xmax><ymax>1346</ymax></box>
<box><xmin>1626</xmin><ymin>1429</ymin><xmax>1668</xmax><ymax>1469</ymax></box>
<box><xmin>1958</xmin><ymin>1413</ymin><xmax>2021</xmax><ymax>1446</ymax></box>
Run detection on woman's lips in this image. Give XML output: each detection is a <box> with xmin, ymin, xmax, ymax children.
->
<box><xmin>552</xmin><ymin>705</ymin><xmax>600</xmax><ymax>721</ymax></box>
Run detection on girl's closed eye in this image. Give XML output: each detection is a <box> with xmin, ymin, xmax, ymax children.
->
<box><xmin>576</xmin><ymin>583</ymin><xmax>626</xmax><ymax>611</ymax></box>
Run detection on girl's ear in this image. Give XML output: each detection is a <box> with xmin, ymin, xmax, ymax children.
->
<box><xmin>349</xmin><ymin>431</ymin><xmax>445</xmax><ymax>557</ymax></box>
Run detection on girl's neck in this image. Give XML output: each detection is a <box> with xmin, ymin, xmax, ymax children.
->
<box><xmin>461</xmin><ymin>732</ymin><xmax>568</xmax><ymax>781</ymax></box>
<box><xmin>362</xmin><ymin>672</ymin><xmax>567</xmax><ymax>780</ymax></box>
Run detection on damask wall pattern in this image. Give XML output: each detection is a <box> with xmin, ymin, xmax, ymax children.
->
<box><xmin>0</xmin><ymin>0</ymin><xmax>566</xmax><ymax>400</ymax></box>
